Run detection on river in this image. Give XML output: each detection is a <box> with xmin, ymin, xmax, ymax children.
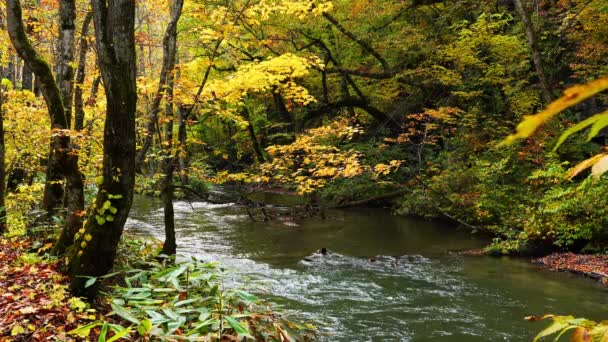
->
<box><xmin>125</xmin><ymin>194</ymin><xmax>608</xmax><ymax>341</ymax></box>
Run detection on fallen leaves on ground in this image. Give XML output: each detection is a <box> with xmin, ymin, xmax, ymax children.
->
<box><xmin>534</xmin><ymin>253</ymin><xmax>608</xmax><ymax>285</ymax></box>
<box><xmin>0</xmin><ymin>238</ymin><xmax>97</xmax><ymax>341</ymax></box>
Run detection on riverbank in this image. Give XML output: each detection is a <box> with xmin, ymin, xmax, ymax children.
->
<box><xmin>533</xmin><ymin>253</ymin><xmax>608</xmax><ymax>285</ymax></box>
<box><xmin>0</xmin><ymin>236</ymin><xmax>316</xmax><ymax>341</ymax></box>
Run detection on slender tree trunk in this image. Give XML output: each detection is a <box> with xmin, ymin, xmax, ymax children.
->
<box><xmin>158</xmin><ymin>0</ymin><xmax>184</xmax><ymax>255</ymax></box>
<box><xmin>512</xmin><ymin>0</ymin><xmax>553</xmax><ymax>103</ymax></box>
<box><xmin>21</xmin><ymin>63</ymin><xmax>32</xmax><ymax>91</ymax></box>
<box><xmin>321</xmin><ymin>69</ymin><xmax>329</xmax><ymax>105</ymax></box>
<box><xmin>242</xmin><ymin>107</ymin><xmax>265</xmax><ymax>162</ymax></box>
<box><xmin>56</xmin><ymin>0</ymin><xmax>76</xmax><ymax>127</ymax></box>
<box><xmin>177</xmin><ymin>104</ymin><xmax>189</xmax><ymax>185</ymax></box>
<box><xmin>6</xmin><ymin>57</ymin><xmax>16</xmax><ymax>86</ymax></box>
<box><xmin>272</xmin><ymin>90</ymin><xmax>292</xmax><ymax>125</ymax></box>
<box><xmin>86</xmin><ymin>75</ymin><xmax>101</xmax><ymax>106</ymax></box>
<box><xmin>68</xmin><ymin>0</ymin><xmax>137</xmax><ymax>297</ymax></box>
<box><xmin>74</xmin><ymin>11</ymin><xmax>93</xmax><ymax>131</ymax></box>
<box><xmin>135</xmin><ymin>0</ymin><xmax>184</xmax><ymax>173</ymax></box>
<box><xmin>0</xmin><ymin>83</ymin><xmax>6</xmax><ymax>235</ymax></box>
<box><xmin>161</xmin><ymin>75</ymin><xmax>176</xmax><ymax>256</ymax></box>
<box><xmin>54</xmin><ymin>8</ymin><xmax>91</xmax><ymax>255</ymax></box>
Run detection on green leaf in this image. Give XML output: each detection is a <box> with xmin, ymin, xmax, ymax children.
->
<box><xmin>110</xmin><ymin>303</ymin><xmax>140</xmax><ymax>324</ymax></box>
<box><xmin>84</xmin><ymin>277</ymin><xmax>97</xmax><ymax>288</ymax></box>
<box><xmin>98</xmin><ymin>322</ymin><xmax>108</xmax><ymax>342</ymax></box>
<box><xmin>186</xmin><ymin>318</ymin><xmax>217</xmax><ymax>336</ymax></box>
<box><xmin>105</xmin><ymin>326</ymin><xmax>132</xmax><ymax>342</ymax></box>
<box><xmin>95</xmin><ymin>215</ymin><xmax>106</xmax><ymax>225</ymax></box>
<box><xmin>103</xmin><ymin>200</ymin><xmax>112</xmax><ymax>210</ymax></box>
<box><xmin>553</xmin><ymin>112</ymin><xmax>608</xmax><ymax>152</ymax></box>
<box><xmin>533</xmin><ymin>320</ymin><xmax>571</xmax><ymax>342</ymax></box>
<box><xmin>145</xmin><ymin>310</ymin><xmax>170</xmax><ymax>325</ymax></box>
<box><xmin>68</xmin><ymin>322</ymin><xmax>102</xmax><ymax>337</ymax></box>
<box><xmin>175</xmin><ymin>297</ymin><xmax>200</xmax><ymax>306</ymax></box>
<box><xmin>224</xmin><ymin>316</ymin><xmax>251</xmax><ymax>337</ymax></box>
<box><xmin>161</xmin><ymin>308</ymin><xmax>180</xmax><ymax>321</ymax></box>
<box><xmin>106</xmin><ymin>215</ymin><xmax>115</xmax><ymax>222</ymax></box>
<box><xmin>198</xmin><ymin>309</ymin><xmax>210</xmax><ymax>322</ymax></box>
<box><xmin>137</xmin><ymin>319</ymin><xmax>152</xmax><ymax>336</ymax></box>
<box><xmin>234</xmin><ymin>290</ymin><xmax>258</xmax><ymax>303</ymax></box>
<box><xmin>166</xmin><ymin>316</ymin><xmax>186</xmax><ymax>335</ymax></box>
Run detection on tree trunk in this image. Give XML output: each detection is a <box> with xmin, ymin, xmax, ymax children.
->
<box><xmin>6</xmin><ymin>57</ymin><xmax>16</xmax><ymax>86</ymax></box>
<box><xmin>0</xmin><ymin>82</ymin><xmax>7</xmax><ymax>235</ymax></box>
<box><xmin>56</xmin><ymin>0</ymin><xmax>76</xmax><ymax>128</ymax></box>
<box><xmin>6</xmin><ymin>0</ymin><xmax>81</xmax><ymax>223</ymax></box>
<box><xmin>68</xmin><ymin>0</ymin><xmax>137</xmax><ymax>297</ymax></box>
<box><xmin>159</xmin><ymin>0</ymin><xmax>184</xmax><ymax>256</ymax></box>
<box><xmin>161</xmin><ymin>76</ymin><xmax>176</xmax><ymax>256</ymax></box>
<box><xmin>135</xmin><ymin>0</ymin><xmax>184</xmax><ymax>173</ymax></box>
<box><xmin>242</xmin><ymin>107</ymin><xmax>265</xmax><ymax>163</ymax></box>
<box><xmin>54</xmin><ymin>0</ymin><xmax>85</xmax><ymax>255</ymax></box>
<box><xmin>21</xmin><ymin>62</ymin><xmax>32</xmax><ymax>91</ymax></box>
<box><xmin>177</xmin><ymin>104</ymin><xmax>190</xmax><ymax>185</ymax></box>
<box><xmin>512</xmin><ymin>0</ymin><xmax>553</xmax><ymax>103</ymax></box>
<box><xmin>74</xmin><ymin>11</ymin><xmax>93</xmax><ymax>131</ymax></box>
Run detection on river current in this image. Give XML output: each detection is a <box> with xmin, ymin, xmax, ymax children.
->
<box><xmin>125</xmin><ymin>194</ymin><xmax>608</xmax><ymax>341</ymax></box>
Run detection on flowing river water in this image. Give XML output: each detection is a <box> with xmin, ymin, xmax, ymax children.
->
<box><xmin>125</xmin><ymin>194</ymin><xmax>608</xmax><ymax>341</ymax></box>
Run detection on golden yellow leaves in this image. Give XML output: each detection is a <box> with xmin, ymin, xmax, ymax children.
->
<box><xmin>258</xmin><ymin>120</ymin><xmax>365</xmax><ymax>194</ymax></box>
<box><xmin>250</xmin><ymin>0</ymin><xmax>333</xmax><ymax>21</ymax></box>
<box><xmin>373</xmin><ymin>160</ymin><xmax>403</xmax><ymax>178</ymax></box>
<box><xmin>202</xmin><ymin>53</ymin><xmax>321</xmax><ymax>106</ymax></box>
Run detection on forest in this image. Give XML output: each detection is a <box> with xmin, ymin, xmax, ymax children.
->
<box><xmin>0</xmin><ymin>0</ymin><xmax>607</xmax><ymax>340</ymax></box>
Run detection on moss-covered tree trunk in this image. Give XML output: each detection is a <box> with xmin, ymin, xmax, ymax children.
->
<box><xmin>6</xmin><ymin>0</ymin><xmax>82</xmax><ymax>228</ymax></box>
<box><xmin>68</xmin><ymin>0</ymin><xmax>137</xmax><ymax>296</ymax></box>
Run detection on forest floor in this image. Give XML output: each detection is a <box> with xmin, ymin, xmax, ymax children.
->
<box><xmin>533</xmin><ymin>253</ymin><xmax>608</xmax><ymax>285</ymax></box>
<box><xmin>0</xmin><ymin>238</ymin><xmax>98</xmax><ymax>341</ymax></box>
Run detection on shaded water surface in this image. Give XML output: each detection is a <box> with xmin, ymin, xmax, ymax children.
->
<box><xmin>126</xmin><ymin>194</ymin><xmax>608</xmax><ymax>341</ymax></box>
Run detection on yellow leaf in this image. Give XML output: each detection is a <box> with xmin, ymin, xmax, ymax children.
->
<box><xmin>567</xmin><ymin>153</ymin><xmax>608</xmax><ymax>179</ymax></box>
<box><xmin>11</xmin><ymin>325</ymin><xmax>25</xmax><ymax>336</ymax></box>
<box><xmin>591</xmin><ymin>155</ymin><xmax>608</xmax><ymax>178</ymax></box>
<box><xmin>500</xmin><ymin>77</ymin><xmax>608</xmax><ymax>146</ymax></box>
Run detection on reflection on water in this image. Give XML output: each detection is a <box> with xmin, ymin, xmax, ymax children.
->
<box><xmin>126</xmin><ymin>195</ymin><xmax>608</xmax><ymax>341</ymax></box>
